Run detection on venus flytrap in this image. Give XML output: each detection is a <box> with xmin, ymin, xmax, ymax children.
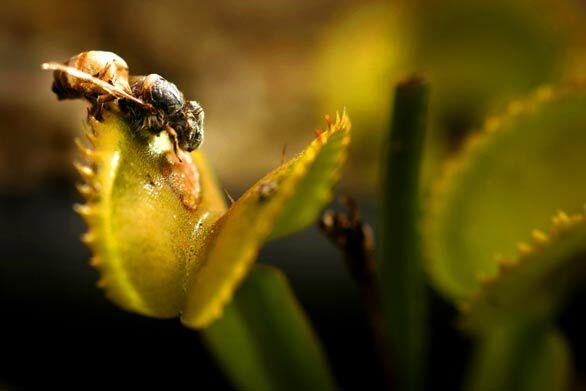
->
<box><xmin>71</xmin><ymin>105</ymin><xmax>347</xmax><ymax>390</ymax></box>
<box><xmin>425</xmin><ymin>84</ymin><xmax>586</xmax><ymax>390</ymax></box>
<box><xmin>425</xmin><ymin>85</ymin><xmax>586</xmax><ymax>302</ymax></box>
<box><xmin>47</xmin><ymin>48</ymin><xmax>586</xmax><ymax>390</ymax></box>
<box><xmin>75</xmin><ymin>109</ymin><xmax>349</xmax><ymax>326</ymax></box>
<box><xmin>45</xmin><ymin>50</ymin><xmax>349</xmax><ymax>389</ymax></box>
<box><xmin>75</xmin><ymin>113</ymin><xmax>226</xmax><ymax>317</ymax></box>
<box><xmin>461</xmin><ymin>210</ymin><xmax>586</xmax><ymax>334</ymax></box>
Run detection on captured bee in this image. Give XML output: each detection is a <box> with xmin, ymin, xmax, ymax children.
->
<box><xmin>123</xmin><ymin>74</ymin><xmax>204</xmax><ymax>152</ymax></box>
<box><xmin>42</xmin><ymin>51</ymin><xmax>139</xmax><ymax>105</ymax></box>
<box><xmin>42</xmin><ymin>51</ymin><xmax>204</xmax><ymax>154</ymax></box>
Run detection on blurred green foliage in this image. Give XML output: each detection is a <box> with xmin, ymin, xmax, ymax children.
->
<box><xmin>426</xmin><ymin>86</ymin><xmax>586</xmax><ymax>301</ymax></box>
<box><xmin>203</xmin><ymin>265</ymin><xmax>335</xmax><ymax>391</ymax></box>
<box><xmin>314</xmin><ymin>0</ymin><xmax>586</xmax><ymax>189</ymax></box>
<box><xmin>424</xmin><ymin>85</ymin><xmax>586</xmax><ymax>390</ymax></box>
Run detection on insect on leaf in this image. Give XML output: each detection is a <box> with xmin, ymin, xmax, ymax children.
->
<box><xmin>76</xmin><ymin>112</ymin><xmax>226</xmax><ymax>318</ymax></box>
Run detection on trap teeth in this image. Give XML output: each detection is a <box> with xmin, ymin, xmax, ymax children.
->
<box><xmin>96</xmin><ymin>278</ymin><xmax>108</xmax><ymax>288</ymax></box>
<box><xmin>517</xmin><ymin>242</ymin><xmax>533</xmax><ymax>255</ymax></box>
<box><xmin>89</xmin><ymin>256</ymin><xmax>101</xmax><ymax>267</ymax></box>
<box><xmin>84</xmin><ymin>131</ymin><xmax>98</xmax><ymax>146</ymax></box>
<box><xmin>73</xmin><ymin>203</ymin><xmax>93</xmax><ymax>217</ymax></box>
<box><xmin>80</xmin><ymin>231</ymin><xmax>96</xmax><ymax>244</ymax></box>
<box><xmin>74</xmin><ymin>138</ymin><xmax>95</xmax><ymax>158</ymax></box>
<box><xmin>76</xmin><ymin>183</ymin><xmax>95</xmax><ymax>198</ymax></box>
<box><xmin>484</xmin><ymin>116</ymin><xmax>501</xmax><ymax>133</ymax></box>
<box><xmin>73</xmin><ymin>161</ymin><xmax>95</xmax><ymax>179</ymax></box>
<box><xmin>553</xmin><ymin>210</ymin><xmax>570</xmax><ymax>225</ymax></box>
<box><xmin>531</xmin><ymin>229</ymin><xmax>549</xmax><ymax>244</ymax></box>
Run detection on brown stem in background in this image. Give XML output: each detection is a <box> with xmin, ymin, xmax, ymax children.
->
<box><xmin>319</xmin><ymin>196</ymin><xmax>394</xmax><ymax>390</ymax></box>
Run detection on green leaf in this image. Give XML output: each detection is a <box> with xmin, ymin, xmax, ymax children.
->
<box><xmin>269</xmin><ymin>113</ymin><xmax>351</xmax><ymax>240</ymax></box>
<box><xmin>460</xmin><ymin>211</ymin><xmax>586</xmax><ymax>334</ymax></box>
<box><xmin>200</xmin><ymin>291</ymin><xmax>275</xmax><ymax>391</ymax></box>
<box><xmin>379</xmin><ymin>78</ymin><xmax>429</xmax><ymax>391</ymax></box>
<box><xmin>425</xmin><ymin>85</ymin><xmax>586</xmax><ymax>302</ymax></box>
<box><xmin>465</xmin><ymin>320</ymin><xmax>570</xmax><ymax>391</ymax></box>
<box><xmin>75</xmin><ymin>109</ymin><xmax>349</xmax><ymax>323</ymax></box>
<box><xmin>75</xmin><ymin>112</ymin><xmax>226</xmax><ymax>318</ymax></box>
<box><xmin>202</xmin><ymin>265</ymin><xmax>335</xmax><ymax>391</ymax></box>
<box><xmin>182</xmin><ymin>113</ymin><xmax>351</xmax><ymax>328</ymax></box>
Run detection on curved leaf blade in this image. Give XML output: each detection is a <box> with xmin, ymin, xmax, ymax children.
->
<box><xmin>461</xmin><ymin>211</ymin><xmax>586</xmax><ymax>334</ymax></box>
<box><xmin>182</xmin><ymin>112</ymin><xmax>351</xmax><ymax>328</ymax></box>
<box><xmin>76</xmin><ymin>111</ymin><xmax>226</xmax><ymax>317</ymax></box>
<box><xmin>269</xmin><ymin>113</ymin><xmax>351</xmax><ymax>240</ymax></box>
<box><xmin>425</xmin><ymin>85</ymin><xmax>586</xmax><ymax>301</ymax></box>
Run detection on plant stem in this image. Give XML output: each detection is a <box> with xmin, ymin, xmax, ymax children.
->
<box><xmin>379</xmin><ymin>76</ymin><xmax>429</xmax><ymax>391</ymax></box>
<box><xmin>201</xmin><ymin>265</ymin><xmax>336</xmax><ymax>391</ymax></box>
<box><xmin>319</xmin><ymin>197</ymin><xmax>394</xmax><ymax>389</ymax></box>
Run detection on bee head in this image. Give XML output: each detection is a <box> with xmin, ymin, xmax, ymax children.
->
<box><xmin>176</xmin><ymin>101</ymin><xmax>205</xmax><ymax>152</ymax></box>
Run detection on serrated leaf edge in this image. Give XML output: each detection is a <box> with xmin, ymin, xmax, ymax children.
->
<box><xmin>459</xmin><ymin>209</ymin><xmax>586</xmax><ymax>333</ymax></box>
<box><xmin>423</xmin><ymin>83</ymin><xmax>585</xmax><ymax>300</ymax></box>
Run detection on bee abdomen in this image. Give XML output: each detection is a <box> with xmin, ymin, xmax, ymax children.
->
<box><xmin>52</xmin><ymin>51</ymin><xmax>131</xmax><ymax>100</ymax></box>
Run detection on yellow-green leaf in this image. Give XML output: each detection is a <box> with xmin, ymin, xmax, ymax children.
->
<box><xmin>269</xmin><ymin>114</ymin><xmax>351</xmax><ymax>239</ymax></box>
<box><xmin>461</xmin><ymin>211</ymin><xmax>586</xmax><ymax>334</ymax></box>
<box><xmin>76</xmin><ymin>111</ymin><xmax>226</xmax><ymax>318</ymax></box>
<box><xmin>425</xmin><ymin>85</ymin><xmax>586</xmax><ymax>302</ymax></box>
<box><xmin>75</xmin><ymin>106</ymin><xmax>349</xmax><ymax>326</ymax></box>
<box><xmin>182</xmin><ymin>113</ymin><xmax>350</xmax><ymax>328</ymax></box>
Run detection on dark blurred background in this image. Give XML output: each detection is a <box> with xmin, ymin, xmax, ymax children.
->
<box><xmin>1</xmin><ymin>0</ymin><xmax>586</xmax><ymax>389</ymax></box>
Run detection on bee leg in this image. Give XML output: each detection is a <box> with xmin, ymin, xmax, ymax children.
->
<box><xmin>94</xmin><ymin>94</ymin><xmax>119</xmax><ymax>119</ymax></box>
<box><xmin>164</xmin><ymin>125</ymin><xmax>183</xmax><ymax>162</ymax></box>
<box><xmin>96</xmin><ymin>94</ymin><xmax>115</xmax><ymax>104</ymax></box>
<box><xmin>88</xmin><ymin>102</ymin><xmax>106</xmax><ymax>121</ymax></box>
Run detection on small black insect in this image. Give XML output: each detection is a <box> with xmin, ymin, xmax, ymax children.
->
<box><xmin>258</xmin><ymin>180</ymin><xmax>278</xmax><ymax>201</ymax></box>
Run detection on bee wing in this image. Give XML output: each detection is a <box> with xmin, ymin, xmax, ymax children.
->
<box><xmin>41</xmin><ymin>62</ymin><xmax>150</xmax><ymax>108</ymax></box>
